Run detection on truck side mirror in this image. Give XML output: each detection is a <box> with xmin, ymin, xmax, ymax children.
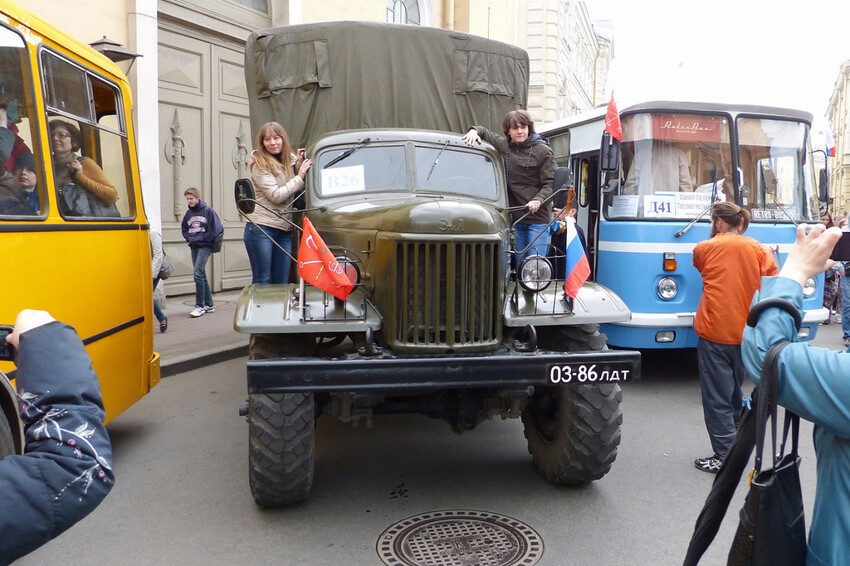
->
<box><xmin>552</xmin><ymin>167</ymin><xmax>574</xmax><ymax>209</ymax></box>
<box><xmin>234</xmin><ymin>178</ymin><xmax>256</xmax><ymax>214</ymax></box>
<box><xmin>600</xmin><ymin>132</ymin><xmax>620</xmax><ymax>172</ymax></box>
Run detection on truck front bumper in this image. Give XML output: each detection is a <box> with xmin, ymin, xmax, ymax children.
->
<box><xmin>247</xmin><ymin>347</ymin><xmax>641</xmax><ymax>394</ymax></box>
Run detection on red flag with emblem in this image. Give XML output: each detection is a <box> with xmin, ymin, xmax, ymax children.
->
<box><xmin>297</xmin><ymin>217</ymin><xmax>354</xmax><ymax>300</ymax></box>
<box><xmin>604</xmin><ymin>91</ymin><xmax>623</xmax><ymax>141</ymax></box>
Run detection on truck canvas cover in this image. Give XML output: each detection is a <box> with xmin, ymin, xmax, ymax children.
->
<box><xmin>244</xmin><ymin>21</ymin><xmax>530</xmax><ymax>148</ymax></box>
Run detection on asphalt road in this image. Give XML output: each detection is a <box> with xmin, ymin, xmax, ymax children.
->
<box><xmin>18</xmin><ymin>343</ymin><xmax>826</xmax><ymax>565</ymax></box>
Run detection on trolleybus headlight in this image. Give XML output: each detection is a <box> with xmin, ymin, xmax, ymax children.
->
<box><xmin>657</xmin><ymin>276</ymin><xmax>678</xmax><ymax>300</ymax></box>
<box><xmin>803</xmin><ymin>277</ymin><xmax>816</xmax><ymax>298</ymax></box>
<box><xmin>518</xmin><ymin>255</ymin><xmax>553</xmax><ymax>293</ymax></box>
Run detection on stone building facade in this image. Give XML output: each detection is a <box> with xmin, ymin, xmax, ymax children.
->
<box><xmin>827</xmin><ymin>60</ymin><xmax>850</xmax><ymax>220</ymax></box>
<box><xmin>24</xmin><ymin>0</ymin><xmax>612</xmax><ymax>294</ymax></box>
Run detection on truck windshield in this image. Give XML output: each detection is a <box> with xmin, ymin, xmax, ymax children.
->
<box><xmin>317</xmin><ymin>143</ymin><xmax>499</xmax><ymax>200</ymax></box>
<box><xmin>414</xmin><ymin>145</ymin><xmax>498</xmax><ymax>199</ymax></box>
<box><xmin>605</xmin><ymin>112</ymin><xmax>818</xmax><ymax>223</ymax></box>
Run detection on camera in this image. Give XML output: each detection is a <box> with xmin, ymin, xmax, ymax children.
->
<box><xmin>829</xmin><ymin>231</ymin><xmax>850</xmax><ymax>262</ymax></box>
<box><xmin>0</xmin><ymin>325</ymin><xmax>15</xmax><ymax>362</ymax></box>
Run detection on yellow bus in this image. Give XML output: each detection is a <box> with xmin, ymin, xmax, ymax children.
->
<box><xmin>0</xmin><ymin>0</ymin><xmax>159</xmax><ymax>456</ymax></box>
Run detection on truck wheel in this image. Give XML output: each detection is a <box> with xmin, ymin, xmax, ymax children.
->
<box><xmin>522</xmin><ymin>324</ymin><xmax>623</xmax><ymax>485</ymax></box>
<box><xmin>0</xmin><ymin>410</ymin><xmax>13</xmax><ymax>461</ymax></box>
<box><xmin>247</xmin><ymin>334</ymin><xmax>315</xmax><ymax>507</ymax></box>
<box><xmin>248</xmin><ymin>392</ymin><xmax>315</xmax><ymax>507</ymax></box>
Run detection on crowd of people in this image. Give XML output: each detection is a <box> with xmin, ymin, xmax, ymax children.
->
<box><xmin>9</xmin><ymin>101</ymin><xmax>850</xmax><ymax>562</ymax></box>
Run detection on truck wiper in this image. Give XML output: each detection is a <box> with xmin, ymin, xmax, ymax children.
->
<box><xmin>426</xmin><ymin>140</ymin><xmax>450</xmax><ymax>180</ymax></box>
<box><xmin>324</xmin><ymin>137</ymin><xmax>371</xmax><ymax>168</ymax></box>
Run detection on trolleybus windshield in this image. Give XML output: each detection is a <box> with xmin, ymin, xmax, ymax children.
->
<box><xmin>605</xmin><ymin>112</ymin><xmax>818</xmax><ymax>223</ymax></box>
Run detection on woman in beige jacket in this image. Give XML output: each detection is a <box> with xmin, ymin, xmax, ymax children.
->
<box><xmin>244</xmin><ymin>121</ymin><xmax>312</xmax><ymax>284</ymax></box>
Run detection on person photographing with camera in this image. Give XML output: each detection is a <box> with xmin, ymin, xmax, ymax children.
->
<box><xmin>742</xmin><ymin>222</ymin><xmax>850</xmax><ymax>565</ymax></box>
<box><xmin>0</xmin><ymin>310</ymin><xmax>114</xmax><ymax>563</ymax></box>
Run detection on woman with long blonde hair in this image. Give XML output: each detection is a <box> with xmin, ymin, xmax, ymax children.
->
<box><xmin>244</xmin><ymin>121</ymin><xmax>312</xmax><ymax>284</ymax></box>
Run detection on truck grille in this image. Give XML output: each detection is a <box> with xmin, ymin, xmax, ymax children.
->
<box><xmin>393</xmin><ymin>241</ymin><xmax>500</xmax><ymax>351</ymax></box>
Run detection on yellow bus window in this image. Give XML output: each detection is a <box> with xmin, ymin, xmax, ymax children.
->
<box><xmin>0</xmin><ymin>24</ymin><xmax>43</xmax><ymax>218</ymax></box>
<box><xmin>42</xmin><ymin>52</ymin><xmax>133</xmax><ymax>219</ymax></box>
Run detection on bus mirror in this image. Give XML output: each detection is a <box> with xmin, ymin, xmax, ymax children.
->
<box><xmin>602</xmin><ymin>179</ymin><xmax>620</xmax><ymax>208</ymax></box>
<box><xmin>600</xmin><ymin>132</ymin><xmax>620</xmax><ymax>172</ymax></box>
<box><xmin>234</xmin><ymin>178</ymin><xmax>256</xmax><ymax>215</ymax></box>
<box><xmin>819</xmin><ymin>168</ymin><xmax>829</xmax><ymax>204</ymax></box>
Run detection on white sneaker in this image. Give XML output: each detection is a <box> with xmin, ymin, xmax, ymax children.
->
<box><xmin>189</xmin><ymin>306</ymin><xmax>205</xmax><ymax>318</ymax></box>
<box><xmin>203</xmin><ymin>305</ymin><xmax>215</xmax><ymax>313</ymax></box>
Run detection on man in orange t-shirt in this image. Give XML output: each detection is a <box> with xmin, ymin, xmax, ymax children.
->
<box><xmin>692</xmin><ymin>202</ymin><xmax>778</xmax><ymax>473</ymax></box>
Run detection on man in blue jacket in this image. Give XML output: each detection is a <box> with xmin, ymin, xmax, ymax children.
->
<box><xmin>742</xmin><ymin>223</ymin><xmax>849</xmax><ymax>566</ymax></box>
<box><xmin>0</xmin><ymin>310</ymin><xmax>114</xmax><ymax>563</ymax></box>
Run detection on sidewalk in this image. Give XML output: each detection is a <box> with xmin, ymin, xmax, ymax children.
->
<box><xmin>153</xmin><ymin>289</ymin><xmax>248</xmax><ymax>377</ymax></box>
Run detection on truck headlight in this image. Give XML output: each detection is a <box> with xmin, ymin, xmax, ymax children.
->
<box><xmin>518</xmin><ymin>255</ymin><xmax>553</xmax><ymax>292</ymax></box>
<box><xmin>334</xmin><ymin>256</ymin><xmax>361</xmax><ymax>286</ymax></box>
<box><xmin>803</xmin><ymin>277</ymin><xmax>816</xmax><ymax>298</ymax></box>
<box><xmin>657</xmin><ymin>276</ymin><xmax>678</xmax><ymax>300</ymax></box>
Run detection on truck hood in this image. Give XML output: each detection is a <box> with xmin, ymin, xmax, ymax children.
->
<box><xmin>314</xmin><ymin>198</ymin><xmax>508</xmax><ymax>235</ymax></box>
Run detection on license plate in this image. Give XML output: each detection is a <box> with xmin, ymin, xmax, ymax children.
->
<box><xmin>546</xmin><ymin>362</ymin><xmax>634</xmax><ymax>384</ymax></box>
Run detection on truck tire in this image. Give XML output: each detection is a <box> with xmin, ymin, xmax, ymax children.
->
<box><xmin>0</xmin><ymin>409</ymin><xmax>14</xmax><ymax>461</ymax></box>
<box><xmin>247</xmin><ymin>334</ymin><xmax>315</xmax><ymax>507</ymax></box>
<box><xmin>522</xmin><ymin>324</ymin><xmax>623</xmax><ymax>485</ymax></box>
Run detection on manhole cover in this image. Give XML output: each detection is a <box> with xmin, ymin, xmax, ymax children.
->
<box><xmin>377</xmin><ymin>509</ymin><xmax>544</xmax><ymax>566</ymax></box>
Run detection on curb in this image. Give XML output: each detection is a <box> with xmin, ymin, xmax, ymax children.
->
<box><xmin>160</xmin><ymin>344</ymin><xmax>249</xmax><ymax>378</ymax></box>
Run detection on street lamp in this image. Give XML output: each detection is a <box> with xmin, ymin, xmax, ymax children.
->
<box><xmin>89</xmin><ymin>36</ymin><xmax>142</xmax><ymax>74</ymax></box>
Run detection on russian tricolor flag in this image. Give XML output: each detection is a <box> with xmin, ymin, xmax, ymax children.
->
<box><xmin>826</xmin><ymin>126</ymin><xmax>836</xmax><ymax>157</ymax></box>
<box><xmin>563</xmin><ymin>217</ymin><xmax>590</xmax><ymax>299</ymax></box>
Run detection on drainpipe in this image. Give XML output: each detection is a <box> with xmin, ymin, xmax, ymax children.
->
<box><xmin>444</xmin><ymin>0</ymin><xmax>454</xmax><ymax>30</ymax></box>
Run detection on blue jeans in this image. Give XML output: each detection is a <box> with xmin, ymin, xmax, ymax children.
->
<box><xmin>514</xmin><ymin>223</ymin><xmax>551</xmax><ymax>266</ymax></box>
<box><xmin>243</xmin><ymin>224</ymin><xmax>293</xmax><ymax>284</ymax></box>
<box><xmin>153</xmin><ymin>276</ymin><xmax>166</xmax><ymax>322</ymax></box>
<box><xmin>191</xmin><ymin>246</ymin><xmax>213</xmax><ymax>308</ymax></box>
<box><xmin>841</xmin><ymin>276</ymin><xmax>850</xmax><ymax>340</ymax></box>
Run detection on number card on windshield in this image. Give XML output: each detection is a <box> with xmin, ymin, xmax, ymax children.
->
<box><xmin>643</xmin><ymin>193</ymin><xmax>677</xmax><ymax>218</ymax></box>
<box><xmin>321</xmin><ymin>165</ymin><xmax>365</xmax><ymax>195</ymax></box>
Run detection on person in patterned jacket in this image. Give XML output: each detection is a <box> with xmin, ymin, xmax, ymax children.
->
<box><xmin>0</xmin><ymin>310</ymin><xmax>114</xmax><ymax>564</ymax></box>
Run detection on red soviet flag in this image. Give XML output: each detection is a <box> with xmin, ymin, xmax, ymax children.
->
<box><xmin>297</xmin><ymin>217</ymin><xmax>354</xmax><ymax>300</ymax></box>
<box><xmin>604</xmin><ymin>91</ymin><xmax>623</xmax><ymax>141</ymax></box>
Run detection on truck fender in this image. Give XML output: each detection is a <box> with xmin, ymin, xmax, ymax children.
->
<box><xmin>505</xmin><ymin>281</ymin><xmax>632</xmax><ymax>327</ymax></box>
<box><xmin>234</xmin><ymin>283</ymin><xmax>382</xmax><ymax>335</ymax></box>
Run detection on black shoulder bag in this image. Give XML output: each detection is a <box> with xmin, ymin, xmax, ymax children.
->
<box><xmin>685</xmin><ymin>300</ymin><xmax>806</xmax><ymax>565</ymax></box>
<box><xmin>726</xmin><ymin>339</ymin><xmax>806</xmax><ymax>564</ymax></box>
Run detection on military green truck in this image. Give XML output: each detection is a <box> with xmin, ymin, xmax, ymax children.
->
<box><xmin>236</xmin><ymin>21</ymin><xmax>640</xmax><ymax>507</ymax></box>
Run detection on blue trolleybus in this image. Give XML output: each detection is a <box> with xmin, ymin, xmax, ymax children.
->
<box><xmin>540</xmin><ymin>101</ymin><xmax>826</xmax><ymax>349</ymax></box>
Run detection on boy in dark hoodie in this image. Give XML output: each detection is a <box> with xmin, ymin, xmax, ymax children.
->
<box><xmin>180</xmin><ymin>187</ymin><xmax>224</xmax><ymax>317</ymax></box>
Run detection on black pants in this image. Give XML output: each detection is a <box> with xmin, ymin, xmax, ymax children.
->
<box><xmin>696</xmin><ymin>338</ymin><xmax>746</xmax><ymax>459</ymax></box>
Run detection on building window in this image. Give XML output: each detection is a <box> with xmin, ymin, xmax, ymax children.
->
<box><xmin>233</xmin><ymin>0</ymin><xmax>268</xmax><ymax>13</ymax></box>
<box><xmin>387</xmin><ymin>0</ymin><xmax>420</xmax><ymax>25</ymax></box>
